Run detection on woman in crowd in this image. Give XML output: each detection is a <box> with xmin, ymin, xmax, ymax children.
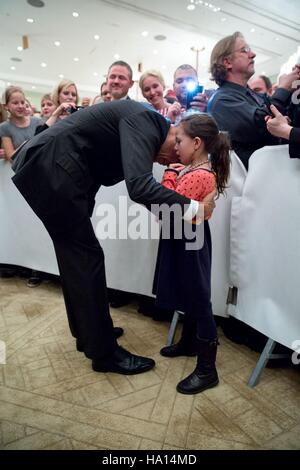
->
<box><xmin>35</xmin><ymin>80</ymin><xmax>79</xmax><ymax>133</ymax></box>
<box><xmin>139</xmin><ymin>70</ymin><xmax>181</xmax><ymax>122</ymax></box>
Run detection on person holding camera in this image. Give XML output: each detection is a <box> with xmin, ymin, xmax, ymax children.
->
<box><xmin>35</xmin><ymin>80</ymin><xmax>83</xmax><ymax>135</ymax></box>
<box><xmin>173</xmin><ymin>64</ymin><xmax>208</xmax><ymax>112</ymax></box>
<box><xmin>208</xmin><ymin>31</ymin><xmax>300</xmax><ymax>169</ymax></box>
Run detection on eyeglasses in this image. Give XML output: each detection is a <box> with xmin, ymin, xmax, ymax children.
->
<box><xmin>232</xmin><ymin>46</ymin><xmax>252</xmax><ymax>54</ymax></box>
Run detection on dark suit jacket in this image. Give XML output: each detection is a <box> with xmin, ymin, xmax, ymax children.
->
<box><xmin>12</xmin><ymin>100</ymin><xmax>190</xmax><ymax>232</ymax></box>
<box><xmin>207</xmin><ymin>81</ymin><xmax>291</xmax><ymax>169</ymax></box>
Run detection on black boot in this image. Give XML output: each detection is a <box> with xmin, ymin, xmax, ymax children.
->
<box><xmin>160</xmin><ymin>316</ymin><xmax>198</xmax><ymax>357</ymax></box>
<box><xmin>176</xmin><ymin>338</ymin><xmax>219</xmax><ymax>394</ymax></box>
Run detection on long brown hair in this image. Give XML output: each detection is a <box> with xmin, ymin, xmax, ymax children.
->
<box><xmin>179</xmin><ymin>113</ymin><xmax>231</xmax><ymax>195</ymax></box>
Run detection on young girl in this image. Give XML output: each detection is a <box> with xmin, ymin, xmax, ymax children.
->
<box><xmin>0</xmin><ymin>86</ymin><xmax>43</xmax><ymax>160</ymax></box>
<box><xmin>153</xmin><ymin>113</ymin><xmax>230</xmax><ymax>395</ymax></box>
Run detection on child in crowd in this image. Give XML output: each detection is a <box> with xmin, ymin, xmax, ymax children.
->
<box><xmin>40</xmin><ymin>94</ymin><xmax>57</xmax><ymax>120</ymax></box>
<box><xmin>153</xmin><ymin>113</ymin><xmax>230</xmax><ymax>394</ymax></box>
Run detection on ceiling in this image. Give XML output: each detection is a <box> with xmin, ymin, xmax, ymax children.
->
<box><xmin>0</xmin><ymin>0</ymin><xmax>299</xmax><ymax>99</ymax></box>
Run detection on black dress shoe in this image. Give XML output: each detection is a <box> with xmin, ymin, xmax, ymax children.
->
<box><xmin>76</xmin><ymin>327</ymin><xmax>124</xmax><ymax>352</ymax></box>
<box><xmin>109</xmin><ymin>291</ymin><xmax>134</xmax><ymax>308</ymax></box>
<box><xmin>160</xmin><ymin>342</ymin><xmax>197</xmax><ymax>358</ymax></box>
<box><xmin>92</xmin><ymin>345</ymin><xmax>155</xmax><ymax>375</ymax></box>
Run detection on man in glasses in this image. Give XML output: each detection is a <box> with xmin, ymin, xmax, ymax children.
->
<box><xmin>207</xmin><ymin>31</ymin><xmax>300</xmax><ymax>169</ymax></box>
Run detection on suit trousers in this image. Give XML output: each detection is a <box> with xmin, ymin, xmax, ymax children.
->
<box><xmin>48</xmin><ymin>219</ymin><xmax>118</xmax><ymax>360</ymax></box>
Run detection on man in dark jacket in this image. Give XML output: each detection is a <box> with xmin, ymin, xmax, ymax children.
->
<box><xmin>11</xmin><ymin>100</ymin><xmax>211</xmax><ymax>375</ymax></box>
<box><xmin>208</xmin><ymin>31</ymin><xmax>300</xmax><ymax>169</ymax></box>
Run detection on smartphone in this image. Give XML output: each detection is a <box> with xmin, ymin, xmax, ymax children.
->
<box><xmin>263</xmin><ymin>95</ymin><xmax>274</xmax><ymax>116</ymax></box>
<box><xmin>186</xmin><ymin>84</ymin><xmax>203</xmax><ymax>109</ymax></box>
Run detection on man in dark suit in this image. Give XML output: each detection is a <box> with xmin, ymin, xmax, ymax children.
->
<box><xmin>11</xmin><ymin>100</ymin><xmax>212</xmax><ymax>375</ymax></box>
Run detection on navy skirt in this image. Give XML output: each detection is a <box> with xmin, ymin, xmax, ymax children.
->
<box><xmin>153</xmin><ymin>220</ymin><xmax>212</xmax><ymax>316</ymax></box>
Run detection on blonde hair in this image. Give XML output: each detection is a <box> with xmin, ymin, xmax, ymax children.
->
<box><xmin>51</xmin><ymin>79</ymin><xmax>79</xmax><ymax>106</ymax></box>
<box><xmin>2</xmin><ymin>86</ymin><xmax>25</xmax><ymax>105</ymax></box>
<box><xmin>139</xmin><ymin>70</ymin><xmax>166</xmax><ymax>91</ymax></box>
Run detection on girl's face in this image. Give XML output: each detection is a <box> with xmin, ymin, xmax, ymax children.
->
<box><xmin>175</xmin><ymin>125</ymin><xmax>196</xmax><ymax>165</ymax></box>
<box><xmin>58</xmin><ymin>85</ymin><xmax>77</xmax><ymax>105</ymax></box>
<box><xmin>24</xmin><ymin>101</ymin><xmax>32</xmax><ymax>116</ymax></box>
<box><xmin>41</xmin><ymin>99</ymin><xmax>56</xmax><ymax>118</ymax></box>
<box><xmin>142</xmin><ymin>76</ymin><xmax>164</xmax><ymax>108</ymax></box>
<box><xmin>6</xmin><ymin>92</ymin><xmax>26</xmax><ymax>118</ymax></box>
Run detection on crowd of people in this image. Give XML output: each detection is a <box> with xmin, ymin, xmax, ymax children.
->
<box><xmin>1</xmin><ymin>31</ymin><xmax>299</xmax><ymax>394</ymax></box>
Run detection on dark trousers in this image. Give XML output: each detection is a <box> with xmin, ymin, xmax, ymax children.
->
<box><xmin>48</xmin><ymin>218</ymin><xmax>117</xmax><ymax>360</ymax></box>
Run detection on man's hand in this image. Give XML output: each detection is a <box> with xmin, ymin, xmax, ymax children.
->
<box><xmin>278</xmin><ymin>66</ymin><xmax>300</xmax><ymax>91</ymax></box>
<box><xmin>190</xmin><ymin>92</ymin><xmax>208</xmax><ymax>112</ymax></box>
<box><xmin>265</xmin><ymin>105</ymin><xmax>292</xmax><ymax>140</ymax></box>
<box><xmin>195</xmin><ymin>189</ymin><xmax>217</xmax><ymax>223</ymax></box>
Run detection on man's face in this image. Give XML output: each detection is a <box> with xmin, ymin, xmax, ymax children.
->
<box><xmin>173</xmin><ymin>68</ymin><xmax>198</xmax><ymax>107</ymax></box>
<box><xmin>155</xmin><ymin>126</ymin><xmax>179</xmax><ymax>166</ymax></box>
<box><xmin>225</xmin><ymin>37</ymin><xmax>256</xmax><ymax>81</ymax></box>
<box><xmin>107</xmin><ymin>65</ymin><xmax>134</xmax><ymax>100</ymax></box>
<box><xmin>248</xmin><ymin>76</ymin><xmax>271</xmax><ymax>95</ymax></box>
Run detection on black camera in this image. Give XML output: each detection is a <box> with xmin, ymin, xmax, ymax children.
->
<box><xmin>186</xmin><ymin>84</ymin><xmax>203</xmax><ymax>109</ymax></box>
<box><xmin>68</xmin><ymin>105</ymin><xmax>84</xmax><ymax>114</ymax></box>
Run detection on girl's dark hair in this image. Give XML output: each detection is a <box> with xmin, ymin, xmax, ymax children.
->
<box><xmin>179</xmin><ymin>113</ymin><xmax>231</xmax><ymax>195</ymax></box>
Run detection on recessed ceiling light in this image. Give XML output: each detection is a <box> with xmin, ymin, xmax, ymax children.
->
<box><xmin>17</xmin><ymin>46</ymin><xmax>23</xmax><ymax>51</ymax></box>
<box><xmin>275</xmin><ymin>37</ymin><xmax>279</xmax><ymax>41</ymax></box>
<box><xmin>72</xmin><ymin>12</ymin><xmax>79</xmax><ymax>18</ymax></box>
<box><xmin>27</xmin><ymin>18</ymin><xmax>34</xmax><ymax>23</ymax></box>
<box><xmin>153</xmin><ymin>50</ymin><xmax>158</xmax><ymax>55</ymax></box>
<box><xmin>27</xmin><ymin>0</ymin><xmax>45</xmax><ymax>7</ymax></box>
<box><xmin>31</xmin><ymin>85</ymin><xmax>36</xmax><ymax>89</ymax></box>
<box><xmin>187</xmin><ymin>4</ymin><xmax>195</xmax><ymax>10</ymax></box>
<box><xmin>93</xmin><ymin>72</ymin><xmax>98</xmax><ymax>76</ymax></box>
<box><xmin>58</xmin><ymin>74</ymin><xmax>64</xmax><ymax>78</ymax></box>
<box><xmin>221</xmin><ymin>17</ymin><xmax>226</xmax><ymax>21</ymax></box>
<box><xmin>7</xmin><ymin>82</ymin><xmax>11</xmax><ymax>86</ymax></box>
<box><xmin>94</xmin><ymin>34</ymin><xmax>100</xmax><ymax>40</ymax></box>
<box><xmin>54</xmin><ymin>41</ymin><xmax>61</xmax><ymax>46</ymax></box>
<box><xmin>114</xmin><ymin>54</ymin><xmax>120</xmax><ymax>59</ymax></box>
<box><xmin>10</xmin><ymin>66</ymin><xmax>16</xmax><ymax>70</ymax></box>
<box><xmin>141</xmin><ymin>31</ymin><xmax>149</xmax><ymax>37</ymax></box>
<box><xmin>73</xmin><ymin>57</ymin><xmax>79</xmax><ymax>62</ymax></box>
<box><xmin>162</xmin><ymin>65</ymin><xmax>167</xmax><ymax>70</ymax></box>
<box><xmin>262</xmin><ymin>71</ymin><xmax>266</xmax><ymax>75</ymax></box>
<box><xmin>250</xmin><ymin>28</ymin><xmax>255</xmax><ymax>32</ymax></box>
<box><xmin>41</xmin><ymin>62</ymin><xmax>47</xmax><ymax>67</ymax></box>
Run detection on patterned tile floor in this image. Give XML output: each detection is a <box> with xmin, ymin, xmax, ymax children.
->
<box><xmin>0</xmin><ymin>277</ymin><xmax>299</xmax><ymax>450</ymax></box>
